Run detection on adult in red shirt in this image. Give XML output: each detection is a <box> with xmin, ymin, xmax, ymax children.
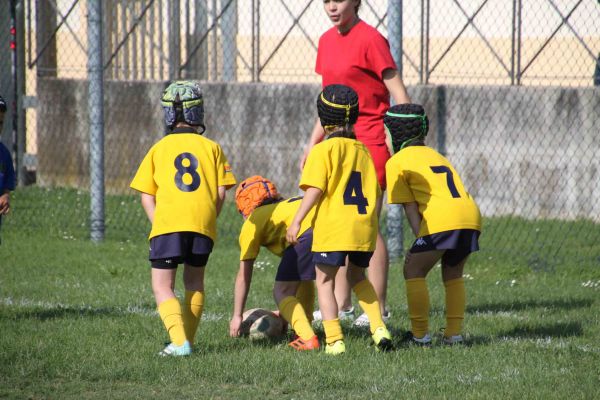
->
<box><xmin>301</xmin><ymin>0</ymin><xmax>411</xmax><ymax>324</ymax></box>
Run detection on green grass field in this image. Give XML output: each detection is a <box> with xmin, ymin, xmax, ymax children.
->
<box><xmin>1</xmin><ymin>188</ymin><xmax>599</xmax><ymax>399</ymax></box>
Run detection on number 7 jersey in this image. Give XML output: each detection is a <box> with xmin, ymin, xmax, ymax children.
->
<box><xmin>385</xmin><ymin>146</ymin><xmax>481</xmax><ymax>237</ymax></box>
<box><xmin>300</xmin><ymin>137</ymin><xmax>380</xmax><ymax>252</ymax></box>
<box><xmin>130</xmin><ymin>130</ymin><xmax>237</xmax><ymax>240</ymax></box>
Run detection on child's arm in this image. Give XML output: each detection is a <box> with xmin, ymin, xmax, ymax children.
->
<box><xmin>216</xmin><ymin>185</ymin><xmax>226</xmax><ymax>216</ymax></box>
<box><xmin>402</xmin><ymin>201</ymin><xmax>422</xmax><ymax>236</ymax></box>
<box><xmin>0</xmin><ymin>191</ymin><xmax>10</xmax><ymax>215</ymax></box>
<box><xmin>140</xmin><ymin>193</ymin><xmax>156</xmax><ymax>223</ymax></box>
<box><xmin>286</xmin><ymin>186</ymin><xmax>322</xmax><ymax>244</ymax></box>
<box><xmin>229</xmin><ymin>259</ymin><xmax>254</xmax><ymax>337</ymax></box>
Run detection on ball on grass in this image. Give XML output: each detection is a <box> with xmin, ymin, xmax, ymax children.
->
<box><xmin>240</xmin><ymin>308</ymin><xmax>286</xmax><ymax>340</ymax></box>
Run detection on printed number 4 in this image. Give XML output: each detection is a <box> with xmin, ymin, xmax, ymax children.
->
<box><xmin>343</xmin><ymin>171</ymin><xmax>368</xmax><ymax>214</ymax></box>
<box><xmin>174</xmin><ymin>152</ymin><xmax>201</xmax><ymax>192</ymax></box>
<box><xmin>430</xmin><ymin>166</ymin><xmax>460</xmax><ymax>198</ymax></box>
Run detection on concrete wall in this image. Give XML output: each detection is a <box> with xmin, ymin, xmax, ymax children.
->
<box><xmin>37</xmin><ymin>79</ymin><xmax>600</xmax><ymax>221</ymax></box>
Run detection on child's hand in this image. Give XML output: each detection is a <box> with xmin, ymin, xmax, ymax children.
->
<box><xmin>286</xmin><ymin>222</ymin><xmax>301</xmax><ymax>245</ymax></box>
<box><xmin>229</xmin><ymin>315</ymin><xmax>243</xmax><ymax>337</ymax></box>
<box><xmin>0</xmin><ymin>193</ymin><xmax>10</xmax><ymax>215</ymax></box>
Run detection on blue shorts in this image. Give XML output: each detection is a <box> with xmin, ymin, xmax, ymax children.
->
<box><xmin>313</xmin><ymin>251</ymin><xmax>373</xmax><ymax>268</ymax></box>
<box><xmin>409</xmin><ymin>229</ymin><xmax>480</xmax><ymax>266</ymax></box>
<box><xmin>149</xmin><ymin>232</ymin><xmax>213</xmax><ymax>269</ymax></box>
<box><xmin>275</xmin><ymin>229</ymin><xmax>316</xmax><ymax>282</ymax></box>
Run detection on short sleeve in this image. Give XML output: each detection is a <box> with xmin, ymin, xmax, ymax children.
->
<box><xmin>130</xmin><ymin>146</ymin><xmax>158</xmax><ymax>195</ymax></box>
<box><xmin>299</xmin><ymin>145</ymin><xmax>328</xmax><ymax>192</ymax></box>
<box><xmin>215</xmin><ymin>144</ymin><xmax>237</xmax><ymax>189</ymax></box>
<box><xmin>386</xmin><ymin>155</ymin><xmax>414</xmax><ymax>204</ymax></box>
<box><xmin>365</xmin><ymin>33</ymin><xmax>397</xmax><ymax>78</ymax></box>
<box><xmin>238</xmin><ymin>216</ymin><xmax>262</xmax><ymax>261</ymax></box>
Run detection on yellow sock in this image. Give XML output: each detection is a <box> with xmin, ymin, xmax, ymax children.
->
<box><xmin>295</xmin><ymin>281</ymin><xmax>315</xmax><ymax>322</ymax></box>
<box><xmin>157</xmin><ymin>297</ymin><xmax>187</xmax><ymax>346</ymax></box>
<box><xmin>182</xmin><ymin>290</ymin><xmax>204</xmax><ymax>344</ymax></box>
<box><xmin>444</xmin><ymin>278</ymin><xmax>465</xmax><ymax>337</ymax></box>
<box><xmin>353</xmin><ymin>279</ymin><xmax>384</xmax><ymax>334</ymax></box>
<box><xmin>279</xmin><ymin>296</ymin><xmax>315</xmax><ymax>341</ymax></box>
<box><xmin>322</xmin><ymin>318</ymin><xmax>344</xmax><ymax>345</ymax></box>
<box><xmin>405</xmin><ymin>278</ymin><xmax>430</xmax><ymax>338</ymax></box>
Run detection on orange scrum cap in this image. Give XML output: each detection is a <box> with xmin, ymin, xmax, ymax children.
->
<box><xmin>235</xmin><ymin>176</ymin><xmax>280</xmax><ymax>218</ymax></box>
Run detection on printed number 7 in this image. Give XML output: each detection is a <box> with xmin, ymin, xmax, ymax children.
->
<box><xmin>430</xmin><ymin>166</ymin><xmax>460</xmax><ymax>198</ymax></box>
<box><xmin>343</xmin><ymin>171</ymin><xmax>368</xmax><ymax>214</ymax></box>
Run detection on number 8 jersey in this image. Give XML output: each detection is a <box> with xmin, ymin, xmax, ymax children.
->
<box><xmin>130</xmin><ymin>128</ymin><xmax>237</xmax><ymax>240</ymax></box>
<box><xmin>385</xmin><ymin>145</ymin><xmax>481</xmax><ymax>238</ymax></box>
<box><xmin>300</xmin><ymin>137</ymin><xmax>380</xmax><ymax>252</ymax></box>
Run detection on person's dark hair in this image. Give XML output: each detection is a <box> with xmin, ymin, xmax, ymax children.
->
<box><xmin>317</xmin><ymin>84</ymin><xmax>359</xmax><ymax>139</ymax></box>
<box><xmin>355</xmin><ymin>0</ymin><xmax>361</xmax><ymax>14</ymax></box>
<box><xmin>384</xmin><ymin>103</ymin><xmax>429</xmax><ymax>153</ymax></box>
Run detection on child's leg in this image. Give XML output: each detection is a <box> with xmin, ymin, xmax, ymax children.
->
<box><xmin>153</xmin><ymin>268</ymin><xmax>187</xmax><ymax>346</ymax></box>
<box><xmin>274</xmin><ymin>281</ymin><xmax>315</xmax><ymax>341</ymax></box>
<box><xmin>334</xmin><ymin>265</ymin><xmax>353</xmax><ymax>312</ymax></box>
<box><xmin>316</xmin><ymin>264</ymin><xmax>343</xmax><ymax>345</ymax></box>
<box><xmin>349</xmin><ymin>265</ymin><xmax>384</xmax><ymax>334</ymax></box>
<box><xmin>182</xmin><ymin>264</ymin><xmax>205</xmax><ymax>344</ymax></box>
<box><xmin>367</xmin><ymin>230</ymin><xmax>389</xmax><ymax>314</ymax></box>
<box><xmin>404</xmin><ymin>250</ymin><xmax>444</xmax><ymax>338</ymax></box>
<box><xmin>295</xmin><ymin>280</ymin><xmax>315</xmax><ymax>322</ymax></box>
<box><xmin>441</xmin><ymin>257</ymin><xmax>468</xmax><ymax>338</ymax></box>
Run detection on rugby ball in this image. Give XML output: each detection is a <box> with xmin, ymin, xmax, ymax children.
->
<box><xmin>241</xmin><ymin>308</ymin><xmax>286</xmax><ymax>340</ymax></box>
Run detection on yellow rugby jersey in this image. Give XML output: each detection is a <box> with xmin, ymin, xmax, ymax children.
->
<box><xmin>239</xmin><ymin>197</ymin><xmax>315</xmax><ymax>261</ymax></box>
<box><xmin>300</xmin><ymin>137</ymin><xmax>380</xmax><ymax>252</ymax></box>
<box><xmin>130</xmin><ymin>130</ymin><xmax>236</xmax><ymax>240</ymax></box>
<box><xmin>386</xmin><ymin>145</ymin><xmax>481</xmax><ymax>237</ymax></box>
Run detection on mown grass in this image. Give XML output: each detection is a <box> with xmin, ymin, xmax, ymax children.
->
<box><xmin>0</xmin><ymin>187</ymin><xmax>599</xmax><ymax>399</ymax></box>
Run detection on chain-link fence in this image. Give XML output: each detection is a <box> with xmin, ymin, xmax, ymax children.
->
<box><xmin>1</xmin><ymin>0</ymin><xmax>599</xmax><ymax>267</ymax></box>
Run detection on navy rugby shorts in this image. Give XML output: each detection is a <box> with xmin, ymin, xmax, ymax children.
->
<box><xmin>149</xmin><ymin>232</ymin><xmax>213</xmax><ymax>269</ymax></box>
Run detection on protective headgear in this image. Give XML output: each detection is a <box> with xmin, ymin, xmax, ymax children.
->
<box><xmin>0</xmin><ymin>95</ymin><xmax>6</xmax><ymax>112</ymax></box>
<box><xmin>235</xmin><ymin>176</ymin><xmax>280</xmax><ymax>218</ymax></box>
<box><xmin>161</xmin><ymin>80</ymin><xmax>205</xmax><ymax>133</ymax></box>
<box><xmin>384</xmin><ymin>103</ymin><xmax>429</xmax><ymax>153</ymax></box>
<box><xmin>317</xmin><ymin>84</ymin><xmax>359</xmax><ymax>130</ymax></box>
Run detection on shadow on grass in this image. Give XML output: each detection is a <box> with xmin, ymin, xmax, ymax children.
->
<box><xmin>467</xmin><ymin>298</ymin><xmax>594</xmax><ymax>313</ymax></box>
<box><xmin>1</xmin><ymin>304</ymin><xmax>157</xmax><ymax>321</ymax></box>
<box><xmin>499</xmin><ymin>321</ymin><xmax>583</xmax><ymax>339</ymax></box>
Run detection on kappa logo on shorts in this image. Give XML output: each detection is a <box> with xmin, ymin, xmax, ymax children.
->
<box><xmin>320</xmin><ymin>253</ymin><xmax>327</xmax><ymax>258</ymax></box>
<box><xmin>415</xmin><ymin>238</ymin><xmax>426</xmax><ymax>246</ymax></box>
<box><xmin>165</xmin><ymin>259</ymin><xmax>173</xmax><ymax>264</ymax></box>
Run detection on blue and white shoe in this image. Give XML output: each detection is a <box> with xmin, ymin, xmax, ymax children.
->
<box><xmin>158</xmin><ymin>340</ymin><xmax>192</xmax><ymax>357</ymax></box>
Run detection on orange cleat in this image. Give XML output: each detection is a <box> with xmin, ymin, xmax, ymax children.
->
<box><xmin>288</xmin><ymin>335</ymin><xmax>320</xmax><ymax>351</ymax></box>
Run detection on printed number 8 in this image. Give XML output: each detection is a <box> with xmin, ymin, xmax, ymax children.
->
<box><xmin>174</xmin><ymin>152</ymin><xmax>201</xmax><ymax>192</ymax></box>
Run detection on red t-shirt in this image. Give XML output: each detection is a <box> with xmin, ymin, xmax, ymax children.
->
<box><xmin>315</xmin><ymin>20</ymin><xmax>397</xmax><ymax>146</ymax></box>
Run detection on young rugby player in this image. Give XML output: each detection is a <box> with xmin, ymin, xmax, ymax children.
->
<box><xmin>287</xmin><ymin>84</ymin><xmax>393</xmax><ymax>355</ymax></box>
<box><xmin>130</xmin><ymin>81</ymin><xmax>236</xmax><ymax>356</ymax></box>
<box><xmin>384</xmin><ymin>103</ymin><xmax>482</xmax><ymax>345</ymax></box>
<box><xmin>229</xmin><ymin>176</ymin><xmax>319</xmax><ymax>351</ymax></box>
<box><xmin>0</xmin><ymin>95</ymin><xmax>16</xmax><ymax>245</ymax></box>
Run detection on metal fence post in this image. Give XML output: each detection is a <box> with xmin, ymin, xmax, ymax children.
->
<box><xmin>169</xmin><ymin>0</ymin><xmax>181</xmax><ymax>80</ymax></box>
<box><xmin>387</xmin><ymin>0</ymin><xmax>404</xmax><ymax>259</ymax></box>
<box><xmin>222</xmin><ymin>0</ymin><xmax>237</xmax><ymax>82</ymax></box>
<box><xmin>88</xmin><ymin>0</ymin><xmax>105</xmax><ymax>241</ymax></box>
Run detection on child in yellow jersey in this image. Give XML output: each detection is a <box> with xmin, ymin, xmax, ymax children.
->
<box><xmin>130</xmin><ymin>81</ymin><xmax>236</xmax><ymax>356</ymax></box>
<box><xmin>384</xmin><ymin>103</ymin><xmax>481</xmax><ymax>346</ymax></box>
<box><xmin>229</xmin><ymin>176</ymin><xmax>319</xmax><ymax>351</ymax></box>
<box><xmin>286</xmin><ymin>84</ymin><xmax>393</xmax><ymax>354</ymax></box>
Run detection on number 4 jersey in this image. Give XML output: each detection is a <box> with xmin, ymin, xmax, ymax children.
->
<box><xmin>385</xmin><ymin>145</ymin><xmax>481</xmax><ymax>237</ymax></box>
<box><xmin>130</xmin><ymin>129</ymin><xmax>237</xmax><ymax>240</ymax></box>
<box><xmin>300</xmin><ymin>137</ymin><xmax>380</xmax><ymax>252</ymax></box>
